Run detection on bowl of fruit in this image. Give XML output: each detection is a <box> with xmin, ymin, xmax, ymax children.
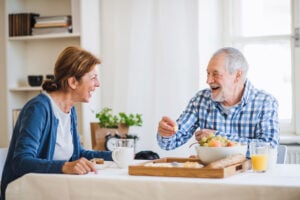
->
<box><xmin>195</xmin><ymin>134</ymin><xmax>247</xmax><ymax>165</ymax></box>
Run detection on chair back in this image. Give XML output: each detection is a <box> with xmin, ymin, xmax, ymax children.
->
<box><xmin>277</xmin><ymin>145</ymin><xmax>287</xmax><ymax>164</ymax></box>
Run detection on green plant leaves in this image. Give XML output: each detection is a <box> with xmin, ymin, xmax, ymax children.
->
<box><xmin>96</xmin><ymin>107</ymin><xmax>143</xmax><ymax>128</ymax></box>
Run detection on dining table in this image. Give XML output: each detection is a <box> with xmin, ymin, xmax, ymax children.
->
<box><xmin>5</xmin><ymin>160</ymin><xmax>300</xmax><ymax>200</ymax></box>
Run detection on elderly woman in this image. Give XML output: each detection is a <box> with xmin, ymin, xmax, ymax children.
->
<box><xmin>1</xmin><ymin>46</ymin><xmax>112</xmax><ymax>200</ymax></box>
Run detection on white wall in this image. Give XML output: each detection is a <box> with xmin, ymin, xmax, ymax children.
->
<box><xmin>0</xmin><ymin>0</ymin><xmax>9</xmax><ymax>147</ymax></box>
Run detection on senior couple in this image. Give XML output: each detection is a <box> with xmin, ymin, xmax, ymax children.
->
<box><xmin>1</xmin><ymin>46</ymin><xmax>279</xmax><ymax>200</ymax></box>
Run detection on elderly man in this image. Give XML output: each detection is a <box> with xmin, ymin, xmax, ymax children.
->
<box><xmin>157</xmin><ymin>47</ymin><xmax>279</xmax><ymax>155</ymax></box>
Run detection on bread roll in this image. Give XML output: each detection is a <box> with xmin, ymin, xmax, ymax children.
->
<box><xmin>205</xmin><ymin>153</ymin><xmax>246</xmax><ymax>169</ymax></box>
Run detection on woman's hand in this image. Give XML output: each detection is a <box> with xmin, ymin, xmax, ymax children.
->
<box><xmin>62</xmin><ymin>157</ymin><xmax>97</xmax><ymax>175</ymax></box>
<box><xmin>194</xmin><ymin>129</ymin><xmax>215</xmax><ymax>141</ymax></box>
<box><xmin>157</xmin><ymin>116</ymin><xmax>178</xmax><ymax>137</ymax></box>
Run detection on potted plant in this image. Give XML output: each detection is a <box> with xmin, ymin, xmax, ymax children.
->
<box><xmin>96</xmin><ymin>107</ymin><xmax>143</xmax><ymax>129</ymax></box>
<box><xmin>90</xmin><ymin>107</ymin><xmax>143</xmax><ymax>150</ymax></box>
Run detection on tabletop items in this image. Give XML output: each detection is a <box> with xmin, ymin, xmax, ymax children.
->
<box><xmin>249</xmin><ymin>141</ymin><xmax>278</xmax><ymax>172</ymax></box>
<box><xmin>128</xmin><ymin>157</ymin><xmax>251</xmax><ymax>178</ymax></box>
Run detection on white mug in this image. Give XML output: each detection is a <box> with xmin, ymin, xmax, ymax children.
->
<box><xmin>112</xmin><ymin>139</ymin><xmax>134</xmax><ymax>168</ymax></box>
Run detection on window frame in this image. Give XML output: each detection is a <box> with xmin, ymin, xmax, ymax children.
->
<box><xmin>222</xmin><ymin>0</ymin><xmax>298</xmax><ymax>136</ymax></box>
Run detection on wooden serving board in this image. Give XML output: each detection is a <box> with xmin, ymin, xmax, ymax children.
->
<box><xmin>129</xmin><ymin>157</ymin><xmax>251</xmax><ymax>178</ymax></box>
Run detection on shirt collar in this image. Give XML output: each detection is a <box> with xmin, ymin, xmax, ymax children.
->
<box><xmin>241</xmin><ymin>79</ymin><xmax>254</xmax><ymax>106</ymax></box>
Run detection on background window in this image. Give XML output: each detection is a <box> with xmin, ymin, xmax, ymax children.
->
<box><xmin>227</xmin><ymin>0</ymin><xmax>293</xmax><ymax>131</ymax></box>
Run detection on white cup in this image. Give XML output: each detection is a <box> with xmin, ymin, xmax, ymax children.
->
<box><xmin>112</xmin><ymin>139</ymin><xmax>134</xmax><ymax>168</ymax></box>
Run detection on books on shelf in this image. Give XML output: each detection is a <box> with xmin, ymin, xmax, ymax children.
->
<box><xmin>9</xmin><ymin>13</ymin><xmax>40</xmax><ymax>37</ymax></box>
<box><xmin>32</xmin><ymin>26</ymin><xmax>72</xmax><ymax>35</ymax></box>
<box><xmin>34</xmin><ymin>15</ymin><xmax>72</xmax><ymax>28</ymax></box>
<box><xmin>8</xmin><ymin>14</ymin><xmax>73</xmax><ymax>37</ymax></box>
<box><xmin>32</xmin><ymin>15</ymin><xmax>72</xmax><ymax>36</ymax></box>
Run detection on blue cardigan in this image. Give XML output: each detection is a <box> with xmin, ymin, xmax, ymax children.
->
<box><xmin>1</xmin><ymin>93</ymin><xmax>112</xmax><ymax>199</ymax></box>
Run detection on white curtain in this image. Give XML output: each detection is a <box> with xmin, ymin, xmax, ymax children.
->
<box><xmin>100</xmin><ymin>0</ymin><xmax>199</xmax><ymax>157</ymax></box>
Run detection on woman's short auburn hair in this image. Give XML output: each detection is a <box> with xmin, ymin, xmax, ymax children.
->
<box><xmin>42</xmin><ymin>46</ymin><xmax>101</xmax><ymax>92</ymax></box>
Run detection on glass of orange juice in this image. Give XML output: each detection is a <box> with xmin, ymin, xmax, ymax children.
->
<box><xmin>250</xmin><ymin>141</ymin><xmax>269</xmax><ymax>173</ymax></box>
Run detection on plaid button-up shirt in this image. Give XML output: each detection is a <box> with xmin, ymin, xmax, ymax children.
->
<box><xmin>157</xmin><ymin>80</ymin><xmax>279</xmax><ymax>155</ymax></box>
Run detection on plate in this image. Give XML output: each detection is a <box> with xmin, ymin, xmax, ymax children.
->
<box><xmin>94</xmin><ymin>161</ymin><xmax>116</xmax><ymax>170</ymax></box>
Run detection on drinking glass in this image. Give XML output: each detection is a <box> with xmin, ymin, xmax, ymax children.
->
<box><xmin>250</xmin><ymin>141</ymin><xmax>269</xmax><ymax>173</ymax></box>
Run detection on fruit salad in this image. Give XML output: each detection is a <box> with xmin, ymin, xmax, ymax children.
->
<box><xmin>199</xmin><ymin>134</ymin><xmax>240</xmax><ymax>147</ymax></box>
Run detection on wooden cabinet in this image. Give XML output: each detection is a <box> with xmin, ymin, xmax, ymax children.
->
<box><xmin>2</xmin><ymin>0</ymin><xmax>102</xmax><ymax>148</ymax></box>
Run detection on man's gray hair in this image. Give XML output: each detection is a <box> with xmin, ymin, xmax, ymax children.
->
<box><xmin>212</xmin><ymin>47</ymin><xmax>249</xmax><ymax>81</ymax></box>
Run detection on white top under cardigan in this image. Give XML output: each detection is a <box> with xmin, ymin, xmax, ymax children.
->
<box><xmin>44</xmin><ymin>92</ymin><xmax>74</xmax><ymax>161</ymax></box>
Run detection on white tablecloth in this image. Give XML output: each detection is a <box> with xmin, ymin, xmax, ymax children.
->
<box><xmin>6</xmin><ymin>161</ymin><xmax>300</xmax><ymax>200</ymax></box>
